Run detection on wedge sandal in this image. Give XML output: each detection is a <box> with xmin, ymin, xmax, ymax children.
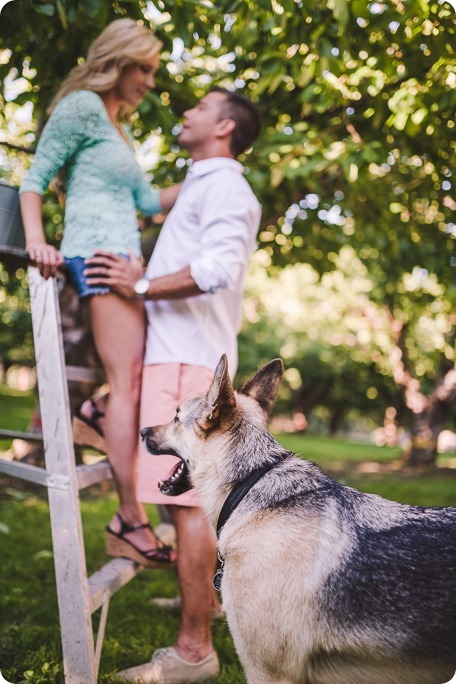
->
<box><xmin>105</xmin><ymin>512</ymin><xmax>177</xmax><ymax>569</ymax></box>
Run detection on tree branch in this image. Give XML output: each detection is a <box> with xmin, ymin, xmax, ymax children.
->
<box><xmin>0</xmin><ymin>141</ymin><xmax>35</xmax><ymax>154</ymax></box>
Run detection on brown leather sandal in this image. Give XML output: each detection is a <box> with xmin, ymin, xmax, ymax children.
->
<box><xmin>105</xmin><ymin>512</ymin><xmax>177</xmax><ymax>569</ymax></box>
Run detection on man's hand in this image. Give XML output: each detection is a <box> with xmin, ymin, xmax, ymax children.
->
<box><xmin>84</xmin><ymin>250</ymin><xmax>144</xmax><ymax>299</ymax></box>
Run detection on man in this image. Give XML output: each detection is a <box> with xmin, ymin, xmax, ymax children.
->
<box><xmin>86</xmin><ymin>87</ymin><xmax>261</xmax><ymax>683</ymax></box>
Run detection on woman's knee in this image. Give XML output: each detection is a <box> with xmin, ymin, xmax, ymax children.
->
<box><xmin>103</xmin><ymin>346</ymin><xmax>143</xmax><ymax>387</ymax></box>
<box><xmin>109</xmin><ymin>373</ymin><xmax>142</xmax><ymax>403</ymax></box>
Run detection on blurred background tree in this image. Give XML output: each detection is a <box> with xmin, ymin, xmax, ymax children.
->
<box><xmin>0</xmin><ymin>0</ymin><xmax>454</xmax><ymax>464</ymax></box>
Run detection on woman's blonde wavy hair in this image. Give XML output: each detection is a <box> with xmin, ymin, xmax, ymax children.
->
<box><xmin>50</xmin><ymin>18</ymin><xmax>162</xmax><ymax>116</ymax></box>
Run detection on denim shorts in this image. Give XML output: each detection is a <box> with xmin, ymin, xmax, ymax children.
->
<box><xmin>64</xmin><ymin>254</ymin><xmax>128</xmax><ymax>299</ymax></box>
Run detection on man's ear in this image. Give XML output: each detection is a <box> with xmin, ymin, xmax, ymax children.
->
<box><xmin>205</xmin><ymin>354</ymin><xmax>237</xmax><ymax>428</ymax></box>
<box><xmin>238</xmin><ymin>359</ymin><xmax>284</xmax><ymax>419</ymax></box>
<box><xmin>215</xmin><ymin>117</ymin><xmax>236</xmax><ymax>138</ymax></box>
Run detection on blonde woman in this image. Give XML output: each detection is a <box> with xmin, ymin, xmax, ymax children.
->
<box><xmin>19</xmin><ymin>18</ymin><xmax>178</xmax><ymax>568</ymax></box>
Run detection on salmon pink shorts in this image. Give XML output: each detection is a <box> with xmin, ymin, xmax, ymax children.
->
<box><xmin>136</xmin><ymin>363</ymin><xmax>214</xmax><ymax>507</ymax></box>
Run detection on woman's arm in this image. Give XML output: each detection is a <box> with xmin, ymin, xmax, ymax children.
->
<box><xmin>18</xmin><ymin>93</ymin><xmax>99</xmax><ymax>278</ymax></box>
<box><xmin>20</xmin><ymin>191</ymin><xmax>64</xmax><ymax>278</ymax></box>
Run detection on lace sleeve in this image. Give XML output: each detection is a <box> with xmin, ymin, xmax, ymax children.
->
<box><xmin>133</xmin><ymin>174</ymin><xmax>162</xmax><ymax>216</ymax></box>
<box><xmin>20</xmin><ymin>91</ymin><xmax>101</xmax><ymax>196</ymax></box>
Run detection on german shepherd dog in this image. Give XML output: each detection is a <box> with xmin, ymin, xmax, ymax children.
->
<box><xmin>141</xmin><ymin>355</ymin><xmax>456</xmax><ymax>684</ymax></box>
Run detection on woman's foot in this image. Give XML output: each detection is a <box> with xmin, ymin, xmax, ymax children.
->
<box><xmin>72</xmin><ymin>394</ymin><xmax>108</xmax><ymax>452</ymax></box>
<box><xmin>78</xmin><ymin>395</ymin><xmax>106</xmax><ymax>436</ymax></box>
<box><xmin>105</xmin><ymin>511</ymin><xmax>177</xmax><ymax>568</ymax></box>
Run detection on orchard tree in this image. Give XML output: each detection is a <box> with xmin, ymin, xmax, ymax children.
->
<box><xmin>240</xmin><ymin>249</ymin><xmax>451</xmax><ymax>444</ymax></box>
<box><xmin>1</xmin><ymin>0</ymin><xmax>455</xmax><ymax>464</ymax></box>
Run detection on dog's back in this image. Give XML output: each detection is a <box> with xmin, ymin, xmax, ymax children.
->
<box><xmin>219</xmin><ymin>455</ymin><xmax>456</xmax><ymax>684</ymax></box>
<box><xmin>141</xmin><ymin>355</ymin><xmax>456</xmax><ymax>684</ymax></box>
<box><xmin>220</xmin><ymin>456</ymin><xmax>456</xmax><ymax>684</ymax></box>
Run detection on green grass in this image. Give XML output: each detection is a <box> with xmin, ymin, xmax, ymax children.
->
<box><xmin>276</xmin><ymin>432</ymin><xmax>456</xmax><ymax>507</ymax></box>
<box><xmin>0</xmin><ymin>488</ymin><xmax>243</xmax><ymax>683</ymax></box>
<box><xmin>0</xmin><ymin>385</ymin><xmax>37</xmax><ymax>451</ymax></box>
<box><xmin>1</xmin><ymin>389</ymin><xmax>455</xmax><ymax>682</ymax></box>
<box><xmin>276</xmin><ymin>432</ymin><xmax>401</xmax><ymax>464</ymax></box>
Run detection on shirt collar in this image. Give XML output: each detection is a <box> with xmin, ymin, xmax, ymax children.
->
<box><xmin>186</xmin><ymin>157</ymin><xmax>244</xmax><ymax>178</ymax></box>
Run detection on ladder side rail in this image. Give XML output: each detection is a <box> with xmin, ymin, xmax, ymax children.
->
<box><xmin>29</xmin><ymin>267</ymin><xmax>97</xmax><ymax>684</ymax></box>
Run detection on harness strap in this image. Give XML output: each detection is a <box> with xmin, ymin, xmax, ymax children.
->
<box><xmin>216</xmin><ymin>457</ymin><xmax>284</xmax><ymax>540</ymax></box>
<box><xmin>212</xmin><ymin>456</ymin><xmax>284</xmax><ymax>592</ymax></box>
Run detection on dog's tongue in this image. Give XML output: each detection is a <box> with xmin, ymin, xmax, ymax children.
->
<box><xmin>168</xmin><ymin>461</ymin><xmax>182</xmax><ymax>480</ymax></box>
<box><xmin>158</xmin><ymin>459</ymin><xmax>192</xmax><ymax>496</ymax></box>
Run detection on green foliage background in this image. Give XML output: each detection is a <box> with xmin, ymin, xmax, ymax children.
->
<box><xmin>0</xmin><ymin>0</ymin><xmax>455</xmax><ymax>441</ymax></box>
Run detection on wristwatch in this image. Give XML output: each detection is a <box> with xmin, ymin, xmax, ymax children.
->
<box><xmin>133</xmin><ymin>277</ymin><xmax>151</xmax><ymax>297</ymax></box>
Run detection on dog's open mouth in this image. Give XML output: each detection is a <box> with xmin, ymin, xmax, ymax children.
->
<box><xmin>158</xmin><ymin>458</ymin><xmax>192</xmax><ymax>496</ymax></box>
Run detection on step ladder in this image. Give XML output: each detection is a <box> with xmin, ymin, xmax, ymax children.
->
<box><xmin>0</xmin><ymin>183</ymin><xmax>143</xmax><ymax>682</ymax></box>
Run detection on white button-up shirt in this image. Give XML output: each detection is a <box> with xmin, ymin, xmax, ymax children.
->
<box><xmin>144</xmin><ymin>157</ymin><xmax>262</xmax><ymax>376</ymax></box>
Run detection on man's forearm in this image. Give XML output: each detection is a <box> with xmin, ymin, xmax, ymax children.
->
<box><xmin>159</xmin><ymin>184</ymin><xmax>182</xmax><ymax>211</ymax></box>
<box><xmin>144</xmin><ymin>266</ymin><xmax>204</xmax><ymax>300</ymax></box>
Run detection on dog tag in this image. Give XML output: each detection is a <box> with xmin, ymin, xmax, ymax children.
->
<box><xmin>212</xmin><ymin>568</ymin><xmax>223</xmax><ymax>592</ymax></box>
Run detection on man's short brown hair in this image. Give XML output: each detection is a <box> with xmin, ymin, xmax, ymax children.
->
<box><xmin>211</xmin><ymin>87</ymin><xmax>261</xmax><ymax>157</ymax></box>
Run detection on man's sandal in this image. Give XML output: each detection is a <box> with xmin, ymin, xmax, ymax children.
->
<box><xmin>105</xmin><ymin>512</ymin><xmax>177</xmax><ymax>569</ymax></box>
<box><xmin>72</xmin><ymin>397</ymin><xmax>107</xmax><ymax>453</ymax></box>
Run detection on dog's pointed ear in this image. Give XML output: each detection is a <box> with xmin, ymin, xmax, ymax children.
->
<box><xmin>205</xmin><ymin>354</ymin><xmax>236</xmax><ymax>427</ymax></box>
<box><xmin>238</xmin><ymin>359</ymin><xmax>284</xmax><ymax>418</ymax></box>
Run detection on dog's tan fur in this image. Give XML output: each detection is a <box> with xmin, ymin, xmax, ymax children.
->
<box><xmin>142</xmin><ymin>355</ymin><xmax>456</xmax><ymax>684</ymax></box>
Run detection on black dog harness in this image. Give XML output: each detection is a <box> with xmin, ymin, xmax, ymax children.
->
<box><xmin>212</xmin><ymin>457</ymin><xmax>284</xmax><ymax>591</ymax></box>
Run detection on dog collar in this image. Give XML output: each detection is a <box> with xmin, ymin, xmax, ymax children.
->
<box><xmin>216</xmin><ymin>458</ymin><xmax>283</xmax><ymax>540</ymax></box>
<box><xmin>213</xmin><ymin>456</ymin><xmax>284</xmax><ymax>591</ymax></box>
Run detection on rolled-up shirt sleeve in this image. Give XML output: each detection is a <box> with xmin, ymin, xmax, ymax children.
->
<box><xmin>190</xmin><ymin>177</ymin><xmax>260</xmax><ymax>293</ymax></box>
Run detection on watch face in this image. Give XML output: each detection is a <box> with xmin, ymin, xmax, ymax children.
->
<box><xmin>134</xmin><ymin>278</ymin><xmax>149</xmax><ymax>295</ymax></box>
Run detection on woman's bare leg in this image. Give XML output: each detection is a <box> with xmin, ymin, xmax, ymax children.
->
<box><xmin>88</xmin><ymin>293</ymin><xmax>171</xmax><ymax>555</ymax></box>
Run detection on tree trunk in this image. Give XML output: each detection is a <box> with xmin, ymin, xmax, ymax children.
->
<box><xmin>404</xmin><ymin>407</ymin><xmax>441</xmax><ymax>467</ymax></box>
<box><xmin>385</xmin><ymin>307</ymin><xmax>456</xmax><ymax>468</ymax></box>
<box><xmin>328</xmin><ymin>406</ymin><xmax>346</xmax><ymax>436</ymax></box>
<box><xmin>403</xmin><ymin>369</ymin><xmax>456</xmax><ymax>467</ymax></box>
<box><xmin>294</xmin><ymin>378</ymin><xmax>333</xmax><ymax>420</ymax></box>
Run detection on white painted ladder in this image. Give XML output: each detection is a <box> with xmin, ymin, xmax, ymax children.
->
<box><xmin>0</xmin><ymin>184</ymin><xmax>142</xmax><ymax>682</ymax></box>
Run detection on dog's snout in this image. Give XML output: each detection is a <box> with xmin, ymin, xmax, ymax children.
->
<box><xmin>140</xmin><ymin>427</ymin><xmax>149</xmax><ymax>440</ymax></box>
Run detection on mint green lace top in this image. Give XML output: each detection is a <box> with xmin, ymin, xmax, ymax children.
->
<box><xmin>19</xmin><ymin>90</ymin><xmax>161</xmax><ymax>258</ymax></box>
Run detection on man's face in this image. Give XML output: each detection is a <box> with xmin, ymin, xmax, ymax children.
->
<box><xmin>178</xmin><ymin>91</ymin><xmax>228</xmax><ymax>151</ymax></box>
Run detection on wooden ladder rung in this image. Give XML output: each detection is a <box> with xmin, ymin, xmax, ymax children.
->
<box><xmin>0</xmin><ymin>454</ymin><xmax>112</xmax><ymax>491</ymax></box>
<box><xmin>0</xmin><ymin>429</ymin><xmax>43</xmax><ymax>442</ymax></box>
<box><xmin>0</xmin><ymin>457</ymin><xmax>48</xmax><ymax>486</ymax></box>
<box><xmin>88</xmin><ymin>558</ymin><xmax>143</xmax><ymax>613</ymax></box>
<box><xmin>76</xmin><ymin>461</ymin><xmax>112</xmax><ymax>489</ymax></box>
<box><xmin>66</xmin><ymin>365</ymin><xmax>106</xmax><ymax>383</ymax></box>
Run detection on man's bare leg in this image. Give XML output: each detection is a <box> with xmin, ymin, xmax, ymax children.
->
<box><xmin>170</xmin><ymin>505</ymin><xmax>217</xmax><ymax>662</ymax></box>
